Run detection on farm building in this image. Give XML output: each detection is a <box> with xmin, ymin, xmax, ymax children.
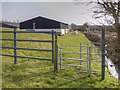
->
<box><xmin>20</xmin><ymin>16</ymin><xmax>69</xmax><ymax>35</ymax></box>
<box><xmin>0</xmin><ymin>21</ymin><xmax>19</xmax><ymax>28</ymax></box>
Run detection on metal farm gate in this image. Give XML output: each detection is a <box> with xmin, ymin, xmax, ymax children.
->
<box><xmin>59</xmin><ymin>43</ymin><xmax>101</xmax><ymax>75</ymax></box>
<box><xmin>59</xmin><ymin>29</ymin><xmax>106</xmax><ymax>80</ymax></box>
<box><xmin>0</xmin><ymin>28</ymin><xmax>106</xmax><ymax>79</ymax></box>
<box><xmin>0</xmin><ymin>29</ymin><xmax>58</xmax><ymax>71</ymax></box>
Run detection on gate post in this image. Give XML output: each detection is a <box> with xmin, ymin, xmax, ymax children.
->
<box><xmin>60</xmin><ymin>47</ymin><xmax>62</xmax><ymax>69</ymax></box>
<box><xmin>52</xmin><ymin>30</ymin><xmax>54</xmax><ymax>63</ymax></box>
<box><xmin>88</xmin><ymin>46</ymin><xmax>91</xmax><ymax>76</ymax></box>
<box><xmin>87</xmin><ymin>46</ymin><xmax>89</xmax><ymax>75</ymax></box>
<box><xmin>101</xmin><ymin>28</ymin><xmax>106</xmax><ymax>80</ymax></box>
<box><xmin>54</xmin><ymin>33</ymin><xmax>58</xmax><ymax>72</ymax></box>
<box><xmin>14</xmin><ymin>28</ymin><xmax>17</xmax><ymax>64</ymax></box>
<box><xmin>80</xmin><ymin>43</ymin><xmax>82</xmax><ymax>68</ymax></box>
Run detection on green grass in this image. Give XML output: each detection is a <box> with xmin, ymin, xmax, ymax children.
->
<box><xmin>1</xmin><ymin>28</ymin><xmax>119</xmax><ymax>88</ymax></box>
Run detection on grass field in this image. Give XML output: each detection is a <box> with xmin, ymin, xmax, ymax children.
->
<box><xmin>1</xmin><ymin>28</ymin><xmax>119</xmax><ymax>88</ymax></box>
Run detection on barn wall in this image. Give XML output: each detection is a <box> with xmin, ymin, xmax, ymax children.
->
<box><xmin>20</xmin><ymin>18</ymin><xmax>39</xmax><ymax>29</ymax></box>
<box><xmin>26</xmin><ymin>29</ymin><xmax>66</xmax><ymax>35</ymax></box>
<box><xmin>61</xmin><ymin>23</ymin><xmax>68</xmax><ymax>29</ymax></box>
<box><xmin>38</xmin><ymin>17</ymin><xmax>61</xmax><ymax>29</ymax></box>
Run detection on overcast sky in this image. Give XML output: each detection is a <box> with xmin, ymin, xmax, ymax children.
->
<box><xmin>1</xmin><ymin>1</ymin><xmax>100</xmax><ymax>25</ymax></box>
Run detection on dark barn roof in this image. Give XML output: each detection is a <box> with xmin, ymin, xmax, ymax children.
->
<box><xmin>20</xmin><ymin>16</ymin><xmax>68</xmax><ymax>29</ymax></box>
<box><xmin>0</xmin><ymin>22</ymin><xmax>17</xmax><ymax>28</ymax></box>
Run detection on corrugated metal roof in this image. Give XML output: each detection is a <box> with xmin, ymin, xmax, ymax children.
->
<box><xmin>20</xmin><ymin>16</ymin><xmax>68</xmax><ymax>25</ymax></box>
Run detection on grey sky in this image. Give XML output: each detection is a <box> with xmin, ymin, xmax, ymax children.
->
<box><xmin>2</xmin><ymin>2</ymin><xmax>98</xmax><ymax>25</ymax></box>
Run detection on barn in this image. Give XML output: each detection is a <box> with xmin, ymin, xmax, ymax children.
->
<box><xmin>20</xmin><ymin>16</ymin><xmax>69</xmax><ymax>35</ymax></box>
<box><xmin>0</xmin><ymin>21</ymin><xmax>18</xmax><ymax>28</ymax></box>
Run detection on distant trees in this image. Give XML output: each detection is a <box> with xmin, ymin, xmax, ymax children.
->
<box><xmin>83</xmin><ymin>22</ymin><xmax>90</xmax><ymax>31</ymax></box>
<box><xmin>71</xmin><ymin>23</ymin><xmax>82</xmax><ymax>31</ymax></box>
<box><xmin>93</xmin><ymin>0</ymin><xmax>120</xmax><ymax>32</ymax></box>
<box><xmin>71</xmin><ymin>23</ymin><xmax>77</xmax><ymax>30</ymax></box>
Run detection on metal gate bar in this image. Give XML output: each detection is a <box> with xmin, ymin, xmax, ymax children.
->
<box><xmin>1</xmin><ymin>29</ymin><xmax>58</xmax><ymax>71</ymax></box>
<box><xmin>59</xmin><ymin>43</ymin><xmax>102</xmax><ymax>76</ymax></box>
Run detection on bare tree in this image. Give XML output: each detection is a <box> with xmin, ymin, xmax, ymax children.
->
<box><xmin>93</xmin><ymin>0</ymin><xmax>119</xmax><ymax>30</ymax></box>
<box><xmin>93</xmin><ymin>0</ymin><xmax>120</xmax><ymax>84</ymax></box>
<box><xmin>75</xmin><ymin>0</ymin><xmax>120</xmax><ymax>84</ymax></box>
